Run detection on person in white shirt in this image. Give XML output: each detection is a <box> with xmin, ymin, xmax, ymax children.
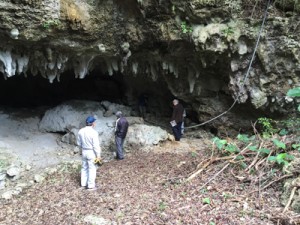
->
<box><xmin>77</xmin><ymin>116</ymin><xmax>101</xmax><ymax>190</ymax></box>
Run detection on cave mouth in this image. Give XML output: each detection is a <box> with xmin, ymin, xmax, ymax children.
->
<box><xmin>0</xmin><ymin>68</ymin><xmax>274</xmax><ymax>137</ymax></box>
<box><xmin>0</xmin><ymin>70</ymin><xmax>124</xmax><ymax>108</ymax></box>
<box><xmin>0</xmin><ymin>68</ymin><xmax>187</xmax><ymax>119</ymax></box>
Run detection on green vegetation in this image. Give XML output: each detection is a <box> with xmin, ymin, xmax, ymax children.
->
<box><xmin>212</xmin><ymin>134</ymin><xmax>296</xmax><ymax>169</ymax></box>
<box><xmin>222</xmin><ymin>192</ymin><xmax>232</xmax><ymax>200</ymax></box>
<box><xmin>202</xmin><ymin>197</ymin><xmax>211</xmax><ymax>204</ymax></box>
<box><xmin>287</xmin><ymin>87</ymin><xmax>300</xmax><ymax>111</ymax></box>
<box><xmin>42</xmin><ymin>19</ymin><xmax>61</xmax><ymax>30</ymax></box>
<box><xmin>212</xmin><ymin>91</ymin><xmax>299</xmax><ymax>170</ymax></box>
<box><xmin>158</xmin><ymin>201</ymin><xmax>167</xmax><ymax>211</ymax></box>
<box><xmin>181</xmin><ymin>21</ymin><xmax>193</xmax><ymax>34</ymax></box>
<box><xmin>257</xmin><ymin>117</ymin><xmax>278</xmax><ymax>138</ymax></box>
<box><xmin>222</xmin><ymin>26</ymin><xmax>235</xmax><ymax>38</ymax></box>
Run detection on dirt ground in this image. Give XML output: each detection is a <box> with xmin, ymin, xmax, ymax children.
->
<box><xmin>0</xmin><ymin>107</ymin><xmax>80</xmax><ymax>170</ymax></box>
<box><xmin>1</xmin><ymin>137</ymin><xmax>296</xmax><ymax>225</ymax></box>
<box><xmin>0</xmin><ymin>108</ymin><xmax>298</xmax><ymax>225</ymax></box>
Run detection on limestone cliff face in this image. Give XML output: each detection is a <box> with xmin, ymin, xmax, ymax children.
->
<box><xmin>0</xmin><ymin>0</ymin><xmax>299</xmax><ymax>130</ymax></box>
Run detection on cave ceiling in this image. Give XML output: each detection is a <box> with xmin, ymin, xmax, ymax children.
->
<box><xmin>0</xmin><ymin>0</ymin><xmax>299</xmax><ymax>130</ymax></box>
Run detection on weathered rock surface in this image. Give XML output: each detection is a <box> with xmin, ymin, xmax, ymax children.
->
<box><xmin>0</xmin><ymin>1</ymin><xmax>299</xmax><ymax>130</ymax></box>
<box><xmin>40</xmin><ymin>100</ymin><xmax>169</xmax><ymax>150</ymax></box>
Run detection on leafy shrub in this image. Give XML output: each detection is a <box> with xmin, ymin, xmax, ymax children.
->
<box><xmin>257</xmin><ymin>117</ymin><xmax>279</xmax><ymax>138</ymax></box>
<box><xmin>287</xmin><ymin>87</ymin><xmax>300</xmax><ymax>112</ymax></box>
<box><xmin>181</xmin><ymin>21</ymin><xmax>193</xmax><ymax>34</ymax></box>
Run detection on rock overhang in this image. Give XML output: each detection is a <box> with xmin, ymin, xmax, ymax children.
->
<box><xmin>0</xmin><ymin>0</ymin><xmax>299</xmax><ymax>131</ymax></box>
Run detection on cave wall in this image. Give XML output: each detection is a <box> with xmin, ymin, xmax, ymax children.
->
<box><xmin>0</xmin><ymin>0</ymin><xmax>299</xmax><ymax>130</ymax></box>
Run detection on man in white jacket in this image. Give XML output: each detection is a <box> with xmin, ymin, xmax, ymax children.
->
<box><xmin>77</xmin><ymin>116</ymin><xmax>101</xmax><ymax>190</ymax></box>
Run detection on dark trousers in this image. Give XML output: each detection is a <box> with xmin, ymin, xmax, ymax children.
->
<box><xmin>172</xmin><ymin>122</ymin><xmax>182</xmax><ymax>141</ymax></box>
<box><xmin>115</xmin><ymin>136</ymin><xmax>125</xmax><ymax>159</ymax></box>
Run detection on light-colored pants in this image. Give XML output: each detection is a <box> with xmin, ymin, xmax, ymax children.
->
<box><xmin>81</xmin><ymin>150</ymin><xmax>97</xmax><ymax>188</ymax></box>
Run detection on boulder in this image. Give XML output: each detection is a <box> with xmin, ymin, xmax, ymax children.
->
<box><xmin>39</xmin><ymin>100</ymin><xmax>104</xmax><ymax>132</ymax></box>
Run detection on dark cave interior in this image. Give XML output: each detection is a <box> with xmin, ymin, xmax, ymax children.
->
<box><xmin>0</xmin><ymin>66</ymin><xmax>274</xmax><ymax>137</ymax></box>
<box><xmin>0</xmin><ymin>69</ymin><xmax>192</xmax><ymax>120</ymax></box>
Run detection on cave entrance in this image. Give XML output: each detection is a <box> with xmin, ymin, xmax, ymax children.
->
<box><xmin>0</xmin><ymin>68</ymin><xmax>178</xmax><ymax>119</ymax></box>
<box><xmin>0</xmin><ymin>70</ymin><xmax>122</xmax><ymax>108</ymax></box>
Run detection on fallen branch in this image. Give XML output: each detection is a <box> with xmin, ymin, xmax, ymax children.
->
<box><xmin>271</xmin><ymin>212</ymin><xmax>300</xmax><ymax>225</ymax></box>
<box><xmin>258</xmin><ymin>171</ymin><xmax>262</xmax><ymax>209</ymax></box>
<box><xmin>230</xmin><ymin>169</ymin><xmax>248</xmax><ymax>182</ymax></box>
<box><xmin>283</xmin><ymin>186</ymin><xmax>297</xmax><ymax>213</ymax></box>
<box><xmin>185</xmin><ymin>155</ymin><xmax>234</xmax><ymax>183</ymax></box>
<box><xmin>245</xmin><ymin>141</ymin><xmax>264</xmax><ymax>172</ymax></box>
<box><xmin>198</xmin><ymin>161</ymin><xmax>231</xmax><ymax>190</ymax></box>
<box><xmin>249</xmin><ymin>174</ymin><xmax>293</xmax><ymax>194</ymax></box>
<box><xmin>251</xmin><ymin>120</ymin><xmax>262</xmax><ymax>142</ymax></box>
<box><xmin>185</xmin><ymin>159</ymin><xmax>215</xmax><ymax>183</ymax></box>
<box><xmin>195</xmin><ymin>144</ymin><xmax>251</xmax><ymax>189</ymax></box>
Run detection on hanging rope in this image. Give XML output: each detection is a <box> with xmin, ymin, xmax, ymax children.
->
<box><xmin>185</xmin><ymin>0</ymin><xmax>271</xmax><ymax>130</ymax></box>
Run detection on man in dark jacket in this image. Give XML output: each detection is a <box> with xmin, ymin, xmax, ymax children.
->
<box><xmin>171</xmin><ymin>99</ymin><xmax>184</xmax><ymax>141</ymax></box>
<box><xmin>115</xmin><ymin>111</ymin><xmax>129</xmax><ymax>160</ymax></box>
<box><xmin>138</xmin><ymin>93</ymin><xmax>148</xmax><ymax>118</ymax></box>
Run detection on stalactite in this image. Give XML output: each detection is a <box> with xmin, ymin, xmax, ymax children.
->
<box><xmin>132</xmin><ymin>62</ymin><xmax>138</xmax><ymax>75</ymax></box>
<box><xmin>173</xmin><ymin>66</ymin><xmax>178</xmax><ymax>78</ymax></box>
<box><xmin>121</xmin><ymin>42</ymin><xmax>131</xmax><ymax>66</ymax></box>
<box><xmin>16</xmin><ymin>55</ymin><xmax>29</xmax><ymax>74</ymax></box>
<box><xmin>57</xmin><ymin>54</ymin><xmax>68</xmax><ymax>70</ymax></box>
<box><xmin>74</xmin><ymin>55</ymin><xmax>95</xmax><ymax>79</ymax></box>
<box><xmin>201</xmin><ymin>57</ymin><xmax>206</xmax><ymax>68</ymax></box>
<box><xmin>120</xmin><ymin>62</ymin><xmax>124</xmax><ymax>73</ymax></box>
<box><xmin>168</xmin><ymin>62</ymin><xmax>174</xmax><ymax>73</ymax></box>
<box><xmin>162</xmin><ymin>61</ymin><xmax>168</xmax><ymax>71</ymax></box>
<box><xmin>30</xmin><ymin>66</ymin><xmax>38</xmax><ymax>76</ymax></box>
<box><xmin>188</xmin><ymin>68</ymin><xmax>196</xmax><ymax>93</ymax></box>
<box><xmin>47</xmin><ymin>62</ymin><xmax>55</xmax><ymax>70</ymax></box>
<box><xmin>0</xmin><ymin>51</ymin><xmax>13</xmax><ymax>77</ymax></box>
<box><xmin>145</xmin><ymin>67</ymin><xmax>149</xmax><ymax>75</ymax></box>
<box><xmin>47</xmin><ymin>72</ymin><xmax>57</xmax><ymax>83</ymax></box>
<box><xmin>45</xmin><ymin>48</ymin><xmax>53</xmax><ymax>62</ymax></box>
<box><xmin>150</xmin><ymin>63</ymin><xmax>157</xmax><ymax>81</ymax></box>
<box><xmin>57</xmin><ymin>73</ymin><xmax>61</xmax><ymax>82</ymax></box>
<box><xmin>111</xmin><ymin>59</ymin><xmax>119</xmax><ymax>72</ymax></box>
<box><xmin>195</xmin><ymin>69</ymin><xmax>200</xmax><ymax>78</ymax></box>
<box><xmin>0</xmin><ymin>63</ymin><xmax>4</xmax><ymax>77</ymax></box>
<box><xmin>105</xmin><ymin>59</ymin><xmax>113</xmax><ymax>76</ymax></box>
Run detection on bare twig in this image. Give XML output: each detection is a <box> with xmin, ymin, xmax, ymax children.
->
<box><xmin>283</xmin><ymin>187</ymin><xmax>297</xmax><ymax>213</ymax></box>
<box><xmin>198</xmin><ymin>162</ymin><xmax>231</xmax><ymax>190</ymax></box>
<box><xmin>246</xmin><ymin>140</ymin><xmax>264</xmax><ymax>172</ymax></box>
<box><xmin>185</xmin><ymin>159</ymin><xmax>215</xmax><ymax>182</ymax></box>
<box><xmin>258</xmin><ymin>171</ymin><xmax>261</xmax><ymax>209</ymax></box>
<box><xmin>196</xmin><ymin>144</ymin><xmax>251</xmax><ymax>189</ymax></box>
<box><xmin>263</xmin><ymin>174</ymin><xmax>292</xmax><ymax>189</ymax></box>
<box><xmin>185</xmin><ymin>155</ymin><xmax>235</xmax><ymax>182</ymax></box>
<box><xmin>230</xmin><ymin>169</ymin><xmax>248</xmax><ymax>182</ymax></box>
<box><xmin>249</xmin><ymin>174</ymin><xmax>293</xmax><ymax>194</ymax></box>
<box><xmin>254</xmin><ymin>147</ymin><xmax>274</xmax><ymax>171</ymax></box>
<box><xmin>250</xmin><ymin>0</ymin><xmax>259</xmax><ymax>19</ymax></box>
<box><xmin>251</xmin><ymin>120</ymin><xmax>262</xmax><ymax>142</ymax></box>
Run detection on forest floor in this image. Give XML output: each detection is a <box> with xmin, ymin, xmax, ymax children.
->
<box><xmin>0</xmin><ymin>135</ymin><xmax>297</xmax><ymax>225</ymax></box>
<box><xmin>0</xmin><ymin>107</ymin><xmax>299</xmax><ymax>224</ymax></box>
